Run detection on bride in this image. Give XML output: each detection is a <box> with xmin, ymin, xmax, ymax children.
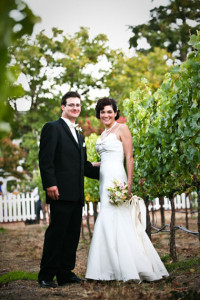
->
<box><xmin>85</xmin><ymin>97</ymin><xmax>169</xmax><ymax>282</ymax></box>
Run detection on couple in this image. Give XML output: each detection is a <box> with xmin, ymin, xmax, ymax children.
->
<box><xmin>38</xmin><ymin>91</ymin><xmax>168</xmax><ymax>288</ymax></box>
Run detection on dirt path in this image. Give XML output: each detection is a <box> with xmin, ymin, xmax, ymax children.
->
<box><xmin>0</xmin><ymin>211</ymin><xmax>199</xmax><ymax>299</ymax></box>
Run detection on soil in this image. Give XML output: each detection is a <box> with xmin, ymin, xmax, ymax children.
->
<box><xmin>0</xmin><ymin>211</ymin><xmax>199</xmax><ymax>300</ymax></box>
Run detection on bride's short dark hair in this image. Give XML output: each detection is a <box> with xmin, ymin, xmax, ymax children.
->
<box><xmin>95</xmin><ymin>97</ymin><xmax>120</xmax><ymax>120</ymax></box>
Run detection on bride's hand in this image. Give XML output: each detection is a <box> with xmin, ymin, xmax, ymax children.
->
<box><xmin>92</xmin><ymin>162</ymin><xmax>101</xmax><ymax>167</ymax></box>
<box><xmin>128</xmin><ymin>186</ymin><xmax>132</xmax><ymax>198</ymax></box>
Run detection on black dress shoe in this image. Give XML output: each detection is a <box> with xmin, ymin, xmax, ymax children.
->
<box><xmin>39</xmin><ymin>280</ymin><xmax>57</xmax><ymax>288</ymax></box>
<box><xmin>58</xmin><ymin>274</ymin><xmax>84</xmax><ymax>286</ymax></box>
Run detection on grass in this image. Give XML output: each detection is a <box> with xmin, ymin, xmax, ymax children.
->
<box><xmin>0</xmin><ymin>271</ymin><xmax>38</xmax><ymax>284</ymax></box>
<box><xmin>36</xmin><ymin>226</ymin><xmax>47</xmax><ymax>233</ymax></box>
<box><xmin>161</xmin><ymin>253</ymin><xmax>171</xmax><ymax>263</ymax></box>
<box><xmin>170</xmin><ymin>289</ymin><xmax>200</xmax><ymax>299</ymax></box>
<box><xmin>165</xmin><ymin>257</ymin><xmax>200</xmax><ymax>273</ymax></box>
<box><xmin>0</xmin><ymin>227</ymin><xmax>8</xmax><ymax>234</ymax></box>
<box><xmin>1</xmin><ymin>257</ymin><xmax>199</xmax><ymax>284</ymax></box>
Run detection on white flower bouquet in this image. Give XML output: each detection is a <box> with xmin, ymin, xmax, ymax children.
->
<box><xmin>107</xmin><ymin>179</ymin><xmax>130</xmax><ymax>206</ymax></box>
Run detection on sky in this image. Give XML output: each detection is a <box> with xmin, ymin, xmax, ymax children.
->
<box><xmin>24</xmin><ymin>0</ymin><xmax>169</xmax><ymax>54</ymax></box>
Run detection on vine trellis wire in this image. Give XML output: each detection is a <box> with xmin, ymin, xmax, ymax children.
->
<box><xmin>151</xmin><ymin>224</ymin><xmax>199</xmax><ymax>237</ymax></box>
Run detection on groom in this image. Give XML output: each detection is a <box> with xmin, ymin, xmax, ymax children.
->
<box><xmin>38</xmin><ymin>91</ymin><xmax>99</xmax><ymax>288</ymax></box>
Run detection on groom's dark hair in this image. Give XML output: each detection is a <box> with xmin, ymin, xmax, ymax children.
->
<box><xmin>95</xmin><ymin>97</ymin><xmax>120</xmax><ymax>120</ymax></box>
<box><xmin>61</xmin><ymin>91</ymin><xmax>81</xmax><ymax>106</ymax></box>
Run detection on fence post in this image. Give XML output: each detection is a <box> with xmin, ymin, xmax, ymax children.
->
<box><xmin>0</xmin><ymin>196</ymin><xmax>3</xmax><ymax>222</ymax></box>
<box><xmin>4</xmin><ymin>195</ymin><xmax>8</xmax><ymax>222</ymax></box>
<box><xmin>17</xmin><ymin>194</ymin><xmax>22</xmax><ymax>221</ymax></box>
<box><xmin>30</xmin><ymin>193</ymin><xmax>36</xmax><ymax>220</ymax></box>
<box><xmin>26</xmin><ymin>193</ymin><xmax>31</xmax><ymax>220</ymax></box>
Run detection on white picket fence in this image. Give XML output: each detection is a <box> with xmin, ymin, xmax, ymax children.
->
<box><xmin>0</xmin><ymin>193</ymin><xmax>36</xmax><ymax>223</ymax></box>
<box><xmin>0</xmin><ymin>192</ymin><xmax>198</xmax><ymax>223</ymax></box>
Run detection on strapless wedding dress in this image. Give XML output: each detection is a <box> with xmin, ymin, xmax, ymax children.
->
<box><xmin>85</xmin><ymin>133</ymin><xmax>169</xmax><ymax>282</ymax></box>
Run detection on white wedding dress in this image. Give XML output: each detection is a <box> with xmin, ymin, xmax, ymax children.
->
<box><xmin>85</xmin><ymin>132</ymin><xmax>169</xmax><ymax>282</ymax></box>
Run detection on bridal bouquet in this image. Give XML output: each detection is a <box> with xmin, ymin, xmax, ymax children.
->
<box><xmin>107</xmin><ymin>179</ymin><xmax>130</xmax><ymax>206</ymax></box>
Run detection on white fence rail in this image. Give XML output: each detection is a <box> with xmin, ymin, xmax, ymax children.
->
<box><xmin>0</xmin><ymin>192</ymin><xmax>198</xmax><ymax>223</ymax></box>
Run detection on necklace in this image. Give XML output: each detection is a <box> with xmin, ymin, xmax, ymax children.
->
<box><xmin>105</xmin><ymin>121</ymin><xmax>117</xmax><ymax>133</ymax></box>
<box><xmin>101</xmin><ymin>122</ymin><xmax>117</xmax><ymax>140</ymax></box>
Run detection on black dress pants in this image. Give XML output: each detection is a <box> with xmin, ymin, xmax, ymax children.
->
<box><xmin>38</xmin><ymin>201</ymin><xmax>82</xmax><ymax>283</ymax></box>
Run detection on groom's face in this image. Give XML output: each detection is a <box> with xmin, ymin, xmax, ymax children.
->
<box><xmin>61</xmin><ymin>97</ymin><xmax>81</xmax><ymax>121</ymax></box>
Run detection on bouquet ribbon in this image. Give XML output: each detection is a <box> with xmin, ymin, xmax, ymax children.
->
<box><xmin>129</xmin><ymin>195</ymin><xmax>146</xmax><ymax>233</ymax></box>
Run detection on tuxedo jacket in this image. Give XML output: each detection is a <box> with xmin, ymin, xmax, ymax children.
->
<box><xmin>39</xmin><ymin>118</ymin><xmax>99</xmax><ymax>205</ymax></box>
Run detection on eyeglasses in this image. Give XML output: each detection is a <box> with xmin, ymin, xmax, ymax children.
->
<box><xmin>66</xmin><ymin>104</ymin><xmax>81</xmax><ymax>108</ymax></box>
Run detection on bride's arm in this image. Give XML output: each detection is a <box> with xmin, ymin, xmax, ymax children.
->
<box><xmin>118</xmin><ymin>124</ymin><xmax>133</xmax><ymax>196</ymax></box>
<box><xmin>92</xmin><ymin>162</ymin><xmax>101</xmax><ymax>167</ymax></box>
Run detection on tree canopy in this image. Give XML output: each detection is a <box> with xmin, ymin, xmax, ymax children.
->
<box><xmin>124</xmin><ymin>32</ymin><xmax>200</xmax><ymax>200</ymax></box>
<box><xmin>0</xmin><ymin>0</ymin><xmax>40</xmax><ymax>138</ymax></box>
<box><xmin>2</xmin><ymin>24</ymin><xmax>174</xmax><ymax>180</ymax></box>
<box><xmin>128</xmin><ymin>0</ymin><xmax>200</xmax><ymax>62</ymax></box>
<box><xmin>6</xmin><ymin>27</ymin><xmax>111</xmax><ymax>174</ymax></box>
<box><xmin>105</xmin><ymin>47</ymin><xmax>172</xmax><ymax>111</ymax></box>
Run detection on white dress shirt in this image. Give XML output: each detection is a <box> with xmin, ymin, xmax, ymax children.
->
<box><xmin>61</xmin><ymin>117</ymin><xmax>78</xmax><ymax>143</ymax></box>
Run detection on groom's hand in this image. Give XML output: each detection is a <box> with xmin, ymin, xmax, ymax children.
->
<box><xmin>46</xmin><ymin>186</ymin><xmax>59</xmax><ymax>200</ymax></box>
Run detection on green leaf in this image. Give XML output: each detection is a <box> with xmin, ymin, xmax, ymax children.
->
<box><xmin>171</xmin><ymin>66</ymin><xmax>180</xmax><ymax>74</ymax></box>
<box><xmin>195</xmin><ymin>137</ymin><xmax>200</xmax><ymax>144</ymax></box>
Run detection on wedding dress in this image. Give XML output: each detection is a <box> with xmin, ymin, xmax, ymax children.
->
<box><xmin>85</xmin><ymin>131</ymin><xmax>169</xmax><ymax>282</ymax></box>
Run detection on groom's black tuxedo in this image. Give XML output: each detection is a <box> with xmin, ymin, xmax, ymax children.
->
<box><xmin>39</xmin><ymin>118</ymin><xmax>99</xmax><ymax>205</ymax></box>
<box><xmin>38</xmin><ymin>117</ymin><xmax>99</xmax><ymax>284</ymax></box>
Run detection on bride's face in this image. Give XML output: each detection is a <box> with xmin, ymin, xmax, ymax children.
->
<box><xmin>100</xmin><ymin>105</ymin><xmax>117</xmax><ymax>127</ymax></box>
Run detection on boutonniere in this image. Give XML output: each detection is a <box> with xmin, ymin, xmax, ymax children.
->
<box><xmin>76</xmin><ymin>125</ymin><xmax>82</xmax><ymax>133</ymax></box>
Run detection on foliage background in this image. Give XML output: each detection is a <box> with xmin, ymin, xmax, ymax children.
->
<box><xmin>1</xmin><ymin>0</ymin><xmax>199</xmax><ymax>206</ymax></box>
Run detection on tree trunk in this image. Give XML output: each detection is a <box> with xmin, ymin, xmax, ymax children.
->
<box><xmin>197</xmin><ymin>186</ymin><xmax>200</xmax><ymax>241</ymax></box>
<box><xmin>145</xmin><ymin>196</ymin><xmax>151</xmax><ymax>240</ymax></box>
<box><xmin>93</xmin><ymin>202</ymin><xmax>98</xmax><ymax>224</ymax></box>
<box><xmin>188</xmin><ymin>193</ymin><xmax>193</xmax><ymax>217</ymax></box>
<box><xmin>169</xmin><ymin>196</ymin><xmax>177</xmax><ymax>262</ymax></box>
<box><xmin>185</xmin><ymin>194</ymin><xmax>189</xmax><ymax>229</ymax></box>
<box><xmin>86</xmin><ymin>203</ymin><xmax>92</xmax><ymax>239</ymax></box>
<box><xmin>151</xmin><ymin>200</ymin><xmax>155</xmax><ymax>225</ymax></box>
<box><xmin>41</xmin><ymin>202</ymin><xmax>47</xmax><ymax>224</ymax></box>
<box><xmin>159</xmin><ymin>195</ymin><xmax>165</xmax><ymax>227</ymax></box>
<box><xmin>81</xmin><ymin>220</ymin><xmax>85</xmax><ymax>239</ymax></box>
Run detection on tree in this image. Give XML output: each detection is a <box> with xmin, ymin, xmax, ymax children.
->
<box><xmin>0</xmin><ymin>0</ymin><xmax>40</xmax><ymax>138</ymax></box>
<box><xmin>84</xmin><ymin>133</ymin><xmax>100</xmax><ymax>237</ymax></box>
<box><xmin>105</xmin><ymin>47</ymin><xmax>172</xmax><ymax>111</ymax></box>
<box><xmin>128</xmin><ymin>0</ymin><xmax>200</xmax><ymax>62</ymax></box>
<box><xmin>84</xmin><ymin>133</ymin><xmax>100</xmax><ymax>205</ymax></box>
<box><xmin>124</xmin><ymin>31</ymin><xmax>200</xmax><ymax>259</ymax></box>
<box><xmin>0</xmin><ymin>134</ymin><xmax>25</xmax><ymax>179</ymax></box>
<box><xmin>8</xmin><ymin>27</ymin><xmax>110</xmax><ymax>173</ymax></box>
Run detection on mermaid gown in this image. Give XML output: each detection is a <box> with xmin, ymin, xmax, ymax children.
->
<box><xmin>85</xmin><ymin>132</ymin><xmax>169</xmax><ymax>282</ymax></box>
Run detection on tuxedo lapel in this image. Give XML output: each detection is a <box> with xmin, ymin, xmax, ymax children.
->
<box><xmin>59</xmin><ymin>118</ymin><xmax>80</xmax><ymax>151</ymax></box>
<box><xmin>76</xmin><ymin>130</ymin><xmax>82</xmax><ymax>149</ymax></box>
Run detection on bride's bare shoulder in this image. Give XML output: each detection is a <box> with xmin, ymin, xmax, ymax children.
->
<box><xmin>118</xmin><ymin>123</ymin><xmax>129</xmax><ymax>132</ymax></box>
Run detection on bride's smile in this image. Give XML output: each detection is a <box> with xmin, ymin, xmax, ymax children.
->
<box><xmin>100</xmin><ymin>105</ymin><xmax>117</xmax><ymax>129</ymax></box>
